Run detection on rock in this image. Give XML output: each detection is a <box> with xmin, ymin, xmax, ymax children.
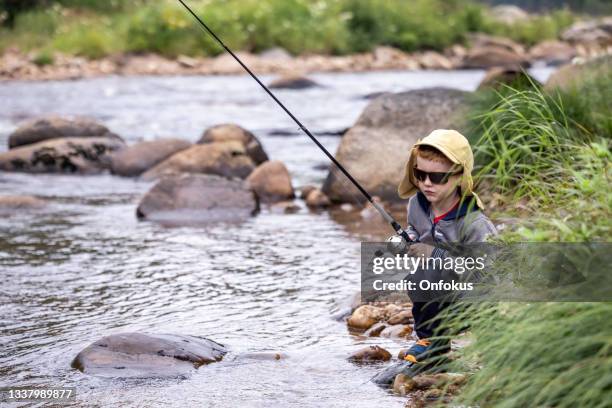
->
<box><xmin>331</xmin><ymin>291</ymin><xmax>362</xmax><ymax>321</ymax></box>
<box><xmin>259</xmin><ymin>47</ymin><xmax>292</xmax><ymax>61</ymax></box>
<box><xmin>469</xmin><ymin>34</ymin><xmax>526</xmax><ymax>56</ymax></box>
<box><xmin>347</xmin><ymin>305</ymin><xmax>384</xmax><ymax>330</ymax></box>
<box><xmin>393</xmin><ymin>373</ymin><xmax>417</xmax><ymax>396</ymax></box>
<box><xmin>380</xmin><ymin>324</ymin><xmax>413</xmax><ymax>339</ymax></box>
<box><xmin>71</xmin><ymin>332</ymin><xmax>226</xmax><ymax>378</ymax></box>
<box><xmin>305</xmin><ymin>188</ymin><xmax>331</xmax><ymax>208</ymax></box>
<box><xmin>364</xmin><ymin>322</ymin><xmax>387</xmax><ymax>337</ymax></box>
<box><xmin>529</xmin><ymin>41</ymin><xmax>577</xmax><ymax>66</ymax></box>
<box><xmin>8</xmin><ymin>116</ymin><xmax>121</xmax><ymax>149</ymax></box>
<box><xmin>348</xmin><ymin>345</ymin><xmax>392</xmax><ymax>363</ymax></box>
<box><xmin>382</xmin><ymin>303</ymin><xmax>403</xmax><ymax>318</ymax></box>
<box><xmin>110</xmin><ymin>138</ymin><xmax>192</xmax><ymax>177</ymax></box>
<box><xmin>136</xmin><ymin>174</ymin><xmax>259</xmax><ymax>224</ymax></box>
<box><xmin>561</xmin><ymin>18</ymin><xmax>612</xmax><ymax>46</ymax></box>
<box><xmin>387</xmin><ymin>310</ymin><xmax>413</xmax><ymax>325</ymax></box>
<box><xmin>177</xmin><ymin>55</ymin><xmax>199</xmax><ymax>68</ymax></box>
<box><xmin>545</xmin><ymin>55</ymin><xmax>612</xmax><ymax>92</ymax></box>
<box><xmin>246</xmin><ymin>160</ymin><xmax>294</xmax><ymax>203</ymax></box>
<box><xmin>417</xmin><ymin>51</ymin><xmax>454</xmax><ymax>70</ymax></box>
<box><xmin>298</xmin><ymin>185</ymin><xmax>317</xmax><ymax>199</ymax></box>
<box><xmin>462</xmin><ymin>46</ymin><xmax>529</xmax><ymax>69</ymax></box>
<box><xmin>233</xmin><ymin>351</ymin><xmax>288</xmax><ymax>361</ymax></box>
<box><xmin>488</xmin><ymin>5</ymin><xmax>529</xmax><ymax>25</ymax></box>
<box><xmin>270</xmin><ymin>201</ymin><xmax>301</xmax><ymax>214</ymax></box>
<box><xmin>268</xmin><ymin>75</ymin><xmax>319</xmax><ymax>90</ymax></box>
<box><xmin>477</xmin><ymin>67</ymin><xmax>540</xmax><ymax>90</ymax></box>
<box><xmin>0</xmin><ymin>137</ymin><xmax>125</xmax><ymax>174</ymax></box>
<box><xmin>0</xmin><ymin>195</ymin><xmax>46</xmax><ymax>214</ymax></box>
<box><xmin>322</xmin><ymin>88</ymin><xmax>468</xmax><ymax>203</ymax></box>
<box><xmin>141</xmin><ymin>141</ymin><xmax>255</xmax><ymax>181</ymax></box>
<box><xmin>197</xmin><ymin>124</ymin><xmax>268</xmax><ymax>165</ymax></box>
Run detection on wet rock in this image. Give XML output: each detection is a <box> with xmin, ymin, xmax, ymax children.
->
<box><xmin>529</xmin><ymin>41</ymin><xmax>577</xmax><ymax>66</ymax></box>
<box><xmin>347</xmin><ymin>305</ymin><xmax>384</xmax><ymax>330</ymax></box>
<box><xmin>305</xmin><ymin>188</ymin><xmax>331</xmax><ymax>208</ymax></box>
<box><xmin>382</xmin><ymin>303</ymin><xmax>403</xmax><ymax>318</ymax></box>
<box><xmin>136</xmin><ymin>174</ymin><xmax>259</xmax><ymax>224</ymax></box>
<box><xmin>0</xmin><ymin>195</ymin><xmax>46</xmax><ymax>214</ymax></box>
<box><xmin>299</xmin><ymin>185</ymin><xmax>317</xmax><ymax>199</ymax></box>
<box><xmin>393</xmin><ymin>373</ymin><xmax>417</xmax><ymax>396</ymax></box>
<box><xmin>380</xmin><ymin>324</ymin><xmax>413</xmax><ymax>339</ymax></box>
<box><xmin>268</xmin><ymin>75</ymin><xmax>319</xmax><ymax>89</ymax></box>
<box><xmin>364</xmin><ymin>322</ymin><xmax>387</xmax><ymax>337</ymax></box>
<box><xmin>387</xmin><ymin>310</ymin><xmax>413</xmax><ymax>325</ymax></box>
<box><xmin>477</xmin><ymin>67</ymin><xmax>540</xmax><ymax>90</ymax></box>
<box><xmin>561</xmin><ymin>18</ymin><xmax>612</xmax><ymax>46</ymax></box>
<box><xmin>270</xmin><ymin>201</ymin><xmax>301</xmax><ymax>214</ymax></box>
<box><xmin>331</xmin><ymin>291</ymin><xmax>361</xmax><ymax>321</ymax></box>
<box><xmin>141</xmin><ymin>141</ymin><xmax>255</xmax><ymax>181</ymax></box>
<box><xmin>71</xmin><ymin>332</ymin><xmax>227</xmax><ymax>378</ymax></box>
<box><xmin>8</xmin><ymin>116</ymin><xmax>121</xmax><ymax>149</ymax></box>
<box><xmin>462</xmin><ymin>46</ymin><xmax>529</xmax><ymax>69</ymax></box>
<box><xmin>197</xmin><ymin>124</ymin><xmax>268</xmax><ymax>165</ymax></box>
<box><xmin>0</xmin><ymin>137</ymin><xmax>125</xmax><ymax>174</ymax></box>
<box><xmin>348</xmin><ymin>345</ymin><xmax>392</xmax><ymax>362</ymax></box>
<box><xmin>322</xmin><ymin>88</ymin><xmax>468</xmax><ymax>203</ymax></box>
<box><xmin>110</xmin><ymin>138</ymin><xmax>192</xmax><ymax>177</ymax></box>
<box><xmin>246</xmin><ymin>160</ymin><xmax>294</xmax><ymax>203</ymax></box>
<box><xmin>545</xmin><ymin>55</ymin><xmax>612</xmax><ymax>92</ymax></box>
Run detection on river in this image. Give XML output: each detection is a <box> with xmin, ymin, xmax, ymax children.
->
<box><xmin>0</xmin><ymin>68</ymin><xmax>553</xmax><ymax>407</ymax></box>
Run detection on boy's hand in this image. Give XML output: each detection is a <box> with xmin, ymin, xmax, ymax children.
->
<box><xmin>407</xmin><ymin>243</ymin><xmax>434</xmax><ymax>258</ymax></box>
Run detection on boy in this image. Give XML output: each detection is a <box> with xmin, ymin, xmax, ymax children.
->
<box><xmin>374</xmin><ymin>129</ymin><xmax>496</xmax><ymax>385</ymax></box>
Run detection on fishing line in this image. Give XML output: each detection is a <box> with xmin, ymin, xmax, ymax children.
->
<box><xmin>176</xmin><ymin>0</ymin><xmax>413</xmax><ymax>244</ymax></box>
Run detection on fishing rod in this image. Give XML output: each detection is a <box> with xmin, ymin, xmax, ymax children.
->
<box><xmin>176</xmin><ymin>0</ymin><xmax>413</xmax><ymax>244</ymax></box>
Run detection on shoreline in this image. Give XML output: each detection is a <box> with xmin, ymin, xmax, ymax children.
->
<box><xmin>1</xmin><ymin>39</ymin><xmax>609</xmax><ymax>82</ymax></box>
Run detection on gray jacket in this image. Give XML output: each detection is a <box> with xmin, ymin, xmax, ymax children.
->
<box><xmin>406</xmin><ymin>192</ymin><xmax>497</xmax><ymax>257</ymax></box>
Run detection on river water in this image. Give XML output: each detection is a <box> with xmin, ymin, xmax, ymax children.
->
<box><xmin>0</xmin><ymin>68</ymin><xmax>552</xmax><ymax>407</ymax></box>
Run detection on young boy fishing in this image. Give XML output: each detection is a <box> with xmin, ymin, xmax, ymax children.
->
<box><xmin>374</xmin><ymin>129</ymin><xmax>497</xmax><ymax>385</ymax></box>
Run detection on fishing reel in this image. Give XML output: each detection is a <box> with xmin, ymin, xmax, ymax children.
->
<box><xmin>385</xmin><ymin>230</ymin><xmax>418</xmax><ymax>255</ymax></box>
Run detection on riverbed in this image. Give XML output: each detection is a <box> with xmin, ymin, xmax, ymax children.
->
<box><xmin>0</xmin><ymin>68</ymin><xmax>553</xmax><ymax>407</ymax></box>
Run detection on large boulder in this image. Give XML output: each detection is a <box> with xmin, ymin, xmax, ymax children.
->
<box><xmin>545</xmin><ymin>55</ymin><xmax>612</xmax><ymax>92</ymax></box>
<box><xmin>8</xmin><ymin>116</ymin><xmax>122</xmax><ymax>149</ymax></box>
<box><xmin>0</xmin><ymin>137</ymin><xmax>125</xmax><ymax>174</ymax></box>
<box><xmin>322</xmin><ymin>88</ymin><xmax>468</xmax><ymax>203</ymax></box>
<box><xmin>197</xmin><ymin>124</ymin><xmax>268</xmax><ymax>165</ymax></box>
<box><xmin>529</xmin><ymin>41</ymin><xmax>577</xmax><ymax>66</ymax></box>
<box><xmin>462</xmin><ymin>47</ymin><xmax>529</xmax><ymax>69</ymax></box>
<box><xmin>71</xmin><ymin>333</ymin><xmax>227</xmax><ymax>378</ymax></box>
<box><xmin>110</xmin><ymin>138</ymin><xmax>192</xmax><ymax>177</ymax></box>
<box><xmin>141</xmin><ymin>141</ymin><xmax>255</xmax><ymax>181</ymax></box>
<box><xmin>136</xmin><ymin>174</ymin><xmax>259</xmax><ymax>224</ymax></box>
<box><xmin>469</xmin><ymin>34</ymin><xmax>526</xmax><ymax>56</ymax></box>
<box><xmin>246</xmin><ymin>160</ymin><xmax>294</xmax><ymax>203</ymax></box>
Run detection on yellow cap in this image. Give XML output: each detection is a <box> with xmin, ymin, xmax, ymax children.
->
<box><xmin>397</xmin><ymin>129</ymin><xmax>484</xmax><ymax>209</ymax></box>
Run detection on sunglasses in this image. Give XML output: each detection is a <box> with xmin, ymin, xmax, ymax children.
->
<box><xmin>414</xmin><ymin>167</ymin><xmax>462</xmax><ymax>184</ymax></box>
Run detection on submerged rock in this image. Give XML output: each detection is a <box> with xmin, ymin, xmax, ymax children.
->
<box><xmin>246</xmin><ymin>160</ymin><xmax>294</xmax><ymax>203</ymax></box>
<box><xmin>0</xmin><ymin>195</ymin><xmax>46</xmax><ymax>214</ymax></box>
<box><xmin>268</xmin><ymin>75</ymin><xmax>320</xmax><ymax>89</ymax></box>
<box><xmin>71</xmin><ymin>332</ymin><xmax>227</xmax><ymax>378</ymax></box>
<box><xmin>0</xmin><ymin>137</ymin><xmax>125</xmax><ymax>174</ymax></box>
<box><xmin>141</xmin><ymin>141</ymin><xmax>255</xmax><ymax>181</ymax></box>
<box><xmin>136</xmin><ymin>174</ymin><xmax>259</xmax><ymax>224</ymax></box>
<box><xmin>322</xmin><ymin>88</ymin><xmax>468</xmax><ymax>203</ymax></box>
<box><xmin>8</xmin><ymin>116</ymin><xmax>121</xmax><ymax>149</ymax></box>
<box><xmin>110</xmin><ymin>138</ymin><xmax>192</xmax><ymax>177</ymax></box>
<box><xmin>348</xmin><ymin>345</ymin><xmax>392</xmax><ymax>363</ymax></box>
<box><xmin>197</xmin><ymin>124</ymin><xmax>268</xmax><ymax>165</ymax></box>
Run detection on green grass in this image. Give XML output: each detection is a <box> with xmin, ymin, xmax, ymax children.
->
<box><xmin>0</xmin><ymin>0</ymin><xmax>578</xmax><ymax>58</ymax></box>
